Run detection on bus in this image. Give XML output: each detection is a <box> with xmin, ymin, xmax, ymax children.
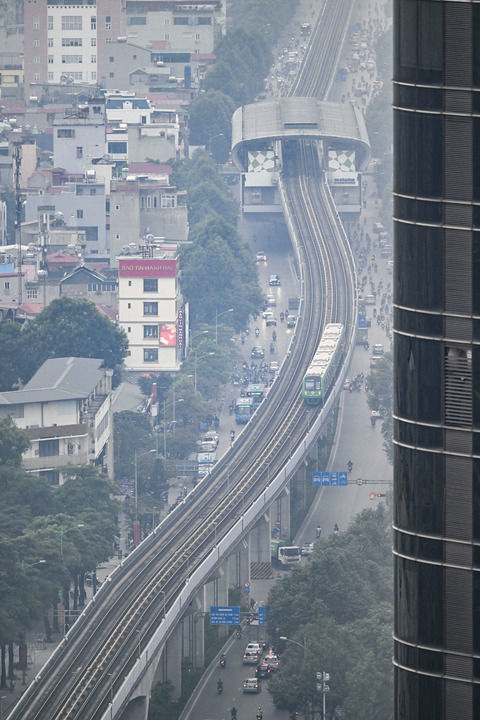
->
<box><xmin>302</xmin><ymin>323</ymin><xmax>345</xmax><ymax>405</ymax></box>
<box><xmin>235</xmin><ymin>396</ymin><xmax>254</xmax><ymax>424</ymax></box>
<box><xmin>246</xmin><ymin>383</ymin><xmax>265</xmax><ymax>408</ymax></box>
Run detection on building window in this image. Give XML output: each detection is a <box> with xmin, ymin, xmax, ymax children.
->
<box><xmin>144</xmin><ymin>348</ymin><xmax>159</xmax><ymax>363</ymax></box>
<box><xmin>109</xmin><ymin>72</ymin><xmax>114</xmax><ymax>78</ymax></box>
<box><xmin>11</xmin><ymin>404</ymin><xmax>24</xmax><ymax>418</ymax></box>
<box><xmin>144</xmin><ymin>278</ymin><xmax>158</xmax><ymax>293</ymax></box>
<box><xmin>62</xmin><ymin>16</ymin><xmax>82</xmax><ymax>31</ymax></box>
<box><xmin>48</xmin><ymin>38</ymin><xmax>54</xmax><ymax>47</ymax></box>
<box><xmin>77</xmin><ymin>209</ymin><xmax>83</xmax><ymax>219</ymax></box>
<box><xmin>4</xmin><ymin>281</ymin><xmax>9</xmax><ymax>289</ymax></box>
<box><xmin>76</xmin><ymin>146</ymin><xmax>83</xmax><ymax>158</ymax></box>
<box><xmin>115</xmin><ymin>204</ymin><xmax>120</xmax><ymax>211</ymax></box>
<box><xmin>62</xmin><ymin>38</ymin><xmax>82</xmax><ymax>47</ymax></box>
<box><xmin>89</xmin><ymin>188</ymin><xmax>96</xmax><ymax>195</ymax></box>
<box><xmin>48</xmin><ymin>16</ymin><xmax>53</xmax><ymax>30</ymax></box>
<box><xmin>144</xmin><ymin>325</ymin><xmax>159</xmax><ymax>338</ymax></box>
<box><xmin>128</xmin><ymin>280</ymin><xmax>131</xmax><ymax>286</ymax></box>
<box><xmin>91</xmin><ymin>16</ymin><xmax>96</xmax><ymax>30</ymax></box>
<box><xmin>48</xmin><ymin>55</ymin><xmax>54</xmax><ymax>64</ymax></box>
<box><xmin>107</xmin><ymin>141</ymin><xmax>127</xmax><ymax>154</ymax></box>
<box><xmin>91</xmin><ymin>55</ymin><xmax>96</xmax><ymax>63</ymax></box>
<box><xmin>144</xmin><ymin>302</ymin><xmax>158</xmax><ymax>315</ymax></box>
<box><xmin>33</xmin><ymin>56</ymin><xmax>40</xmax><ymax>64</ymax></box>
<box><xmin>105</xmin><ymin>16</ymin><xmax>111</xmax><ymax>30</ymax></box>
<box><xmin>39</xmin><ymin>438</ymin><xmax>59</xmax><ymax>457</ymax></box>
<box><xmin>174</xmin><ymin>17</ymin><xmax>190</xmax><ymax>25</ymax></box>
<box><xmin>198</xmin><ymin>17</ymin><xmax>212</xmax><ymax>25</ymax></box>
<box><xmin>109</xmin><ymin>56</ymin><xmax>114</xmax><ymax>62</ymax></box>
<box><xmin>195</xmin><ymin>33</ymin><xmax>200</xmax><ymax>40</ymax></box>
<box><xmin>48</xmin><ymin>72</ymin><xmax>54</xmax><ymax>81</ymax></box>
<box><xmin>165</xmin><ymin>33</ymin><xmax>170</xmax><ymax>41</ymax></box>
<box><xmin>34</xmin><ymin>73</ymin><xmax>40</xmax><ymax>81</ymax></box>
<box><xmin>34</xmin><ymin>39</ymin><xmax>39</xmax><ymax>47</ymax></box>
<box><xmin>27</xmin><ymin>288</ymin><xmax>38</xmax><ymax>299</ymax></box>
<box><xmin>91</xmin><ymin>37</ymin><xmax>96</xmax><ymax>47</ymax></box>
<box><xmin>87</xmin><ymin>283</ymin><xmax>100</xmax><ymax>291</ymax></box>
<box><xmin>33</xmin><ymin>17</ymin><xmax>39</xmax><ymax>30</ymax></box>
<box><xmin>161</xmin><ymin>194</ymin><xmax>175</xmax><ymax>208</ymax></box>
<box><xmin>127</xmin><ymin>326</ymin><xmax>131</xmax><ymax>333</ymax></box>
<box><xmin>127</xmin><ymin>16</ymin><xmax>147</xmax><ymax>26</ymax></box>
<box><xmin>44</xmin><ymin>470</ymin><xmax>59</xmax><ymax>486</ymax></box>
<box><xmin>91</xmin><ymin>72</ymin><xmax>96</xmax><ymax>81</ymax></box>
<box><xmin>62</xmin><ymin>55</ymin><xmax>83</xmax><ymax>64</ymax></box>
<box><xmin>127</xmin><ymin>302</ymin><xmax>131</xmax><ymax>309</ymax></box>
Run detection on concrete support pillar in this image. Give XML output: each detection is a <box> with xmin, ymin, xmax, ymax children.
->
<box><xmin>248</xmin><ymin>512</ymin><xmax>271</xmax><ymax>564</ymax></box>
<box><xmin>273</xmin><ymin>485</ymin><xmax>291</xmax><ymax>540</ymax></box>
<box><xmin>159</xmin><ymin>621</ymin><xmax>183</xmax><ymax>699</ymax></box>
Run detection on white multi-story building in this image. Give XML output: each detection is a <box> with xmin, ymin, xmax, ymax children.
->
<box><xmin>24</xmin><ymin>0</ymin><xmax>125</xmax><ymax>97</ymax></box>
<box><xmin>53</xmin><ymin>97</ymin><xmax>106</xmax><ymax>174</ymax></box>
<box><xmin>0</xmin><ymin>357</ymin><xmax>114</xmax><ymax>484</ymax></box>
<box><xmin>118</xmin><ymin>249</ymin><xmax>184</xmax><ymax>373</ymax></box>
<box><xmin>125</xmin><ymin>0</ymin><xmax>223</xmax><ymax>55</ymax></box>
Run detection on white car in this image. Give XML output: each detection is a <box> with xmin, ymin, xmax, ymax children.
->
<box><xmin>262</xmin><ymin>310</ymin><xmax>274</xmax><ymax>320</ymax></box>
<box><xmin>266</xmin><ymin>295</ymin><xmax>276</xmax><ymax>306</ymax></box>
<box><xmin>256</xmin><ymin>251</ymin><xmax>267</xmax><ymax>262</ymax></box>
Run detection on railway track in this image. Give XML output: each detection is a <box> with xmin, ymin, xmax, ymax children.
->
<box><xmin>8</xmin><ymin>1</ymin><xmax>358</xmax><ymax>718</ymax></box>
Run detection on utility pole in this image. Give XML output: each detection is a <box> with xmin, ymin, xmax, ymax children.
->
<box><xmin>316</xmin><ymin>671</ymin><xmax>330</xmax><ymax>720</ymax></box>
<box><xmin>14</xmin><ymin>144</ymin><xmax>23</xmax><ymax>307</ymax></box>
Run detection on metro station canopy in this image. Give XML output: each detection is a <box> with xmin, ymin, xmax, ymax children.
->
<box><xmin>231</xmin><ymin>97</ymin><xmax>371</xmax><ymax>171</ymax></box>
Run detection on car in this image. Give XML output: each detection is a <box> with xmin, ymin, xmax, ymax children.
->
<box><xmin>373</xmin><ymin>222</ymin><xmax>385</xmax><ymax>234</ymax></box>
<box><xmin>343</xmin><ymin>378</ymin><xmax>352</xmax><ymax>390</ymax></box>
<box><xmin>203</xmin><ymin>430</ymin><xmax>219</xmax><ymax>448</ymax></box>
<box><xmin>200</xmin><ymin>438</ymin><xmax>216</xmax><ymax>452</ymax></box>
<box><xmin>373</xmin><ymin>343</ymin><xmax>384</xmax><ymax>355</ymax></box>
<box><xmin>255</xmin><ymin>662</ymin><xmax>272</xmax><ymax>679</ymax></box>
<box><xmin>269</xmin><ymin>361</ymin><xmax>280</xmax><ymax>372</ymax></box>
<box><xmin>256</xmin><ymin>251</ymin><xmax>267</xmax><ymax>262</ymax></box>
<box><xmin>370</xmin><ymin>356</ymin><xmax>379</xmax><ymax>368</ymax></box>
<box><xmin>266</xmin><ymin>295</ymin><xmax>277</xmax><ymax>306</ymax></box>
<box><xmin>266</xmin><ymin>317</ymin><xmax>277</xmax><ymax>327</ymax></box>
<box><xmin>243</xmin><ymin>651</ymin><xmax>261</xmax><ymax>665</ymax></box>
<box><xmin>243</xmin><ymin>678</ymin><xmax>261</xmax><ymax>693</ymax></box>
<box><xmin>251</xmin><ymin>346</ymin><xmax>265</xmax><ymax>359</ymax></box>
<box><xmin>262</xmin><ymin>310</ymin><xmax>274</xmax><ymax>320</ymax></box>
<box><xmin>269</xmin><ymin>274</ymin><xmax>281</xmax><ymax>286</ymax></box>
<box><xmin>245</xmin><ymin>642</ymin><xmax>262</xmax><ymax>653</ymax></box>
<box><xmin>287</xmin><ymin>315</ymin><xmax>297</xmax><ymax>328</ymax></box>
<box><xmin>264</xmin><ymin>653</ymin><xmax>280</xmax><ymax>670</ymax></box>
<box><xmin>301</xmin><ymin>542</ymin><xmax>314</xmax><ymax>556</ymax></box>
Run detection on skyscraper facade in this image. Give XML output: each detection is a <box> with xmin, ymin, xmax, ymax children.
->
<box><xmin>393</xmin><ymin>1</ymin><xmax>480</xmax><ymax>718</ymax></box>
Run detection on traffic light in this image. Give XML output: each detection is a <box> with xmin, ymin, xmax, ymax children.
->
<box><xmin>370</xmin><ymin>492</ymin><xmax>386</xmax><ymax>500</ymax></box>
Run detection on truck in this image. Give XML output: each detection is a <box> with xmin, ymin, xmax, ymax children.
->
<box><xmin>271</xmin><ymin>539</ymin><xmax>301</xmax><ymax>567</ymax></box>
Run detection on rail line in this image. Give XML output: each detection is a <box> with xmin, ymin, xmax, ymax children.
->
<box><xmin>8</xmin><ymin>1</ymin><xmax>358</xmax><ymax>718</ymax></box>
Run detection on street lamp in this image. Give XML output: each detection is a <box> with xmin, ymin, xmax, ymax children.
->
<box><xmin>279</xmin><ymin>635</ymin><xmax>307</xmax><ymax>660</ymax></box>
<box><xmin>194</xmin><ymin>350</ymin><xmax>215</xmax><ymax>391</ymax></box>
<box><xmin>134</xmin><ymin>448</ymin><xmax>156</xmax><ymax>543</ymax></box>
<box><xmin>21</xmin><ymin>559</ymin><xmax>46</xmax><ymax>571</ymax></box>
<box><xmin>60</xmin><ymin>524</ymin><xmax>85</xmax><ymax>556</ymax></box>
<box><xmin>215</xmin><ymin>307</ymin><xmax>234</xmax><ymax>344</ymax></box>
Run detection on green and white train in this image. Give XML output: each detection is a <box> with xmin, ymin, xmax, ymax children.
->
<box><xmin>302</xmin><ymin>323</ymin><xmax>345</xmax><ymax>405</ymax></box>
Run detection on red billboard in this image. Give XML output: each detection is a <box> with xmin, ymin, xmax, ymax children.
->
<box><xmin>119</xmin><ymin>258</ymin><xmax>176</xmax><ymax>278</ymax></box>
<box><xmin>159</xmin><ymin>323</ymin><xmax>177</xmax><ymax>347</ymax></box>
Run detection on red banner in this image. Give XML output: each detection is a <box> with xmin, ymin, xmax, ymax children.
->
<box><xmin>159</xmin><ymin>323</ymin><xmax>176</xmax><ymax>347</ymax></box>
<box><xmin>119</xmin><ymin>258</ymin><xmax>176</xmax><ymax>278</ymax></box>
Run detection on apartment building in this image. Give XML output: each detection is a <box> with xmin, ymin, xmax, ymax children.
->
<box><xmin>118</xmin><ymin>249</ymin><xmax>183</xmax><ymax>373</ymax></box>
<box><xmin>23</xmin><ymin>0</ymin><xmax>126</xmax><ymax>96</ymax></box>
<box><xmin>0</xmin><ymin>357</ymin><xmax>114</xmax><ymax>484</ymax></box>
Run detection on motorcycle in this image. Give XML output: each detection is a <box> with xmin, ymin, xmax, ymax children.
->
<box><xmin>217</xmin><ymin>680</ymin><xmax>224</xmax><ymax>694</ymax></box>
<box><xmin>255</xmin><ymin>327</ymin><xmax>260</xmax><ymax>337</ymax></box>
<box><xmin>220</xmin><ymin>655</ymin><xmax>226</xmax><ymax>668</ymax></box>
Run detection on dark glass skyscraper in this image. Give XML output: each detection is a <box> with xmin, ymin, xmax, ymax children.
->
<box><xmin>393</xmin><ymin>1</ymin><xmax>480</xmax><ymax>718</ymax></box>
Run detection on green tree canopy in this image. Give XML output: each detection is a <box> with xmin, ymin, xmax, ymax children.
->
<box><xmin>20</xmin><ymin>297</ymin><xmax>128</xmax><ymax>384</ymax></box>
<box><xmin>267</xmin><ymin>504</ymin><xmax>393</xmax><ymax>720</ymax></box>
<box><xmin>0</xmin><ymin>418</ymin><xmax>29</xmax><ymax>467</ymax></box>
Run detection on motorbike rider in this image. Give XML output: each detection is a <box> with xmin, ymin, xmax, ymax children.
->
<box><xmin>220</xmin><ymin>653</ymin><xmax>226</xmax><ymax>667</ymax></box>
<box><xmin>231</xmin><ymin>709</ymin><xmax>237</xmax><ymax>720</ymax></box>
<box><xmin>255</xmin><ymin>327</ymin><xmax>260</xmax><ymax>337</ymax></box>
<box><xmin>333</xmin><ymin>522</ymin><xmax>339</xmax><ymax>534</ymax></box>
<box><xmin>217</xmin><ymin>678</ymin><xmax>223</xmax><ymax>694</ymax></box>
<box><xmin>272</xmin><ymin>330</ymin><xmax>277</xmax><ymax>342</ymax></box>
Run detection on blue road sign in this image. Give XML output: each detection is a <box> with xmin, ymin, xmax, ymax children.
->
<box><xmin>313</xmin><ymin>471</ymin><xmax>349</xmax><ymax>487</ymax></box>
<box><xmin>358</xmin><ymin>315</ymin><xmax>367</xmax><ymax>328</ymax></box>
<box><xmin>210</xmin><ymin>606</ymin><xmax>241</xmax><ymax>625</ymax></box>
<box><xmin>258</xmin><ymin>606</ymin><xmax>267</xmax><ymax>625</ymax></box>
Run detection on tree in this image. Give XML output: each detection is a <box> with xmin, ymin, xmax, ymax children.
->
<box><xmin>0</xmin><ymin>321</ymin><xmax>28</xmax><ymax>391</ymax></box>
<box><xmin>0</xmin><ymin>418</ymin><xmax>29</xmax><ymax>467</ymax></box>
<box><xmin>188</xmin><ymin>90</ymin><xmax>236</xmax><ymax>160</ymax></box>
<box><xmin>20</xmin><ymin>297</ymin><xmax>128</xmax><ymax>384</ymax></box>
<box><xmin>367</xmin><ymin>353</ymin><xmax>393</xmax><ymax>462</ymax></box>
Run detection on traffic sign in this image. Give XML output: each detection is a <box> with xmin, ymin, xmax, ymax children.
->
<box><xmin>243</xmin><ymin>582</ymin><xmax>250</xmax><ymax>594</ymax></box>
<box><xmin>258</xmin><ymin>606</ymin><xmax>267</xmax><ymax>625</ymax></box>
<box><xmin>312</xmin><ymin>471</ymin><xmax>348</xmax><ymax>487</ymax></box>
<box><xmin>209</xmin><ymin>606</ymin><xmax>241</xmax><ymax>625</ymax></box>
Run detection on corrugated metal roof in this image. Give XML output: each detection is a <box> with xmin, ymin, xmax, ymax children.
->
<box><xmin>0</xmin><ymin>357</ymin><xmax>104</xmax><ymax>406</ymax></box>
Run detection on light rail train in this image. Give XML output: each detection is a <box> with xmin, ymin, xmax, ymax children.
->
<box><xmin>302</xmin><ymin>323</ymin><xmax>344</xmax><ymax>405</ymax></box>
